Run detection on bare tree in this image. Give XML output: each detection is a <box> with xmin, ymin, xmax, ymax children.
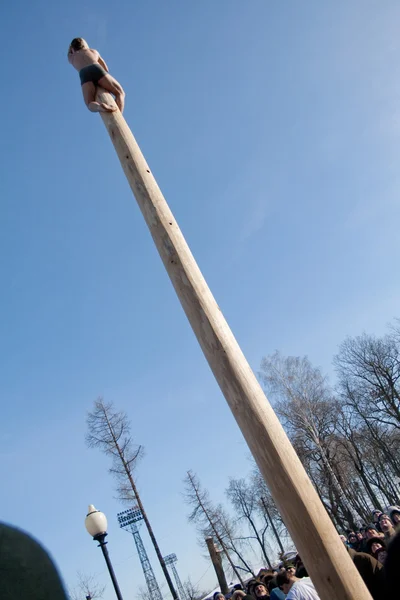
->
<box><xmin>183</xmin><ymin>577</ymin><xmax>206</xmax><ymax>600</ymax></box>
<box><xmin>335</xmin><ymin>331</ymin><xmax>400</xmax><ymax>428</ymax></box>
<box><xmin>259</xmin><ymin>496</ymin><xmax>285</xmax><ymax>556</ymax></box>
<box><xmin>215</xmin><ymin>507</ymin><xmax>255</xmax><ymax>576</ymax></box>
<box><xmin>334</xmin><ymin>411</ymin><xmax>384</xmax><ymax>510</ymax></box>
<box><xmin>69</xmin><ymin>572</ymin><xmax>106</xmax><ymax>600</ymax></box>
<box><xmin>135</xmin><ymin>585</ymin><xmax>153</xmax><ymax>600</ymax></box>
<box><xmin>335</xmin><ymin>328</ymin><xmax>400</xmax><ymax>506</ymax></box>
<box><xmin>250</xmin><ymin>464</ymin><xmax>287</xmax><ymax>554</ymax></box>
<box><xmin>184</xmin><ymin>470</ymin><xmax>246</xmax><ymax>584</ymax></box>
<box><xmin>259</xmin><ymin>352</ymin><xmax>359</xmax><ymax>528</ymax></box>
<box><xmin>86</xmin><ymin>399</ymin><xmax>178</xmax><ymax>600</ymax></box>
<box><xmin>226</xmin><ymin>478</ymin><xmax>273</xmax><ymax>567</ymax></box>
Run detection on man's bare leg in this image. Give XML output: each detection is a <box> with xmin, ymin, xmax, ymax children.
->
<box><xmin>98</xmin><ymin>74</ymin><xmax>126</xmax><ymax>113</ymax></box>
<box><xmin>82</xmin><ymin>82</ymin><xmax>116</xmax><ymax>113</ymax></box>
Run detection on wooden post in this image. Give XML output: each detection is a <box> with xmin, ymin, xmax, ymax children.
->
<box><xmin>206</xmin><ymin>537</ymin><xmax>229</xmax><ymax>595</ymax></box>
<box><xmin>93</xmin><ymin>88</ymin><xmax>372</xmax><ymax>600</ymax></box>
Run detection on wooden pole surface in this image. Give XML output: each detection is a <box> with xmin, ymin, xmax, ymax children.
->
<box><xmin>94</xmin><ymin>88</ymin><xmax>372</xmax><ymax>600</ymax></box>
<box><xmin>205</xmin><ymin>537</ymin><xmax>229</xmax><ymax>595</ymax></box>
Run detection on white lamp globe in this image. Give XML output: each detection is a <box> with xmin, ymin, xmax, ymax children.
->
<box><xmin>85</xmin><ymin>505</ymin><xmax>108</xmax><ymax>537</ymax></box>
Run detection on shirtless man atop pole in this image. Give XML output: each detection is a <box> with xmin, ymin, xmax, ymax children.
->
<box><xmin>68</xmin><ymin>38</ymin><xmax>125</xmax><ymax>113</ymax></box>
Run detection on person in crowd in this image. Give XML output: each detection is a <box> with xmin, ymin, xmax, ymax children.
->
<box><xmin>231</xmin><ymin>591</ymin><xmax>246</xmax><ymax>600</ymax></box>
<box><xmin>388</xmin><ymin>507</ymin><xmax>400</xmax><ymax>530</ymax></box>
<box><xmin>269</xmin><ymin>588</ymin><xmax>286</xmax><ymax>600</ymax></box>
<box><xmin>346</xmin><ymin>546</ymin><xmax>386</xmax><ymax>599</ymax></box>
<box><xmin>276</xmin><ymin>570</ymin><xmax>320</xmax><ymax>600</ymax></box>
<box><xmin>253</xmin><ymin>580</ymin><xmax>270</xmax><ymax>599</ymax></box>
<box><xmin>365</xmin><ymin>537</ymin><xmax>386</xmax><ymax>558</ymax></box>
<box><xmin>372</xmin><ymin>510</ymin><xmax>383</xmax><ymax>532</ymax></box>
<box><xmin>286</xmin><ymin>565</ymin><xmax>296</xmax><ymax>576</ymax></box>
<box><xmin>293</xmin><ymin>555</ymin><xmax>307</xmax><ymax>578</ymax></box>
<box><xmin>375</xmin><ymin>548</ymin><xmax>387</xmax><ymax>565</ymax></box>
<box><xmin>243</xmin><ymin>579</ymin><xmax>263</xmax><ymax>598</ymax></box>
<box><xmin>356</xmin><ymin>531</ymin><xmax>363</xmax><ymax>542</ymax></box>
<box><xmin>339</xmin><ymin>534</ymin><xmax>347</xmax><ymax>543</ymax></box>
<box><xmin>356</xmin><ymin>528</ymin><xmax>369</xmax><ymax>553</ymax></box>
<box><xmin>262</xmin><ymin>572</ymin><xmax>285</xmax><ymax>599</ymax></box>
<box><xmin>261</xmin><ymin>572</ymin><xmax>275</xmax><ymax>588</ymax></box>
<box><xmin>268</xmin><ymin>579</ymin><xmax>286</xmax><ymax>600</ymax></box>
<box><xmin>257</xmin><ymin>569</ymin><xmax>270</xmax><ymax>580</ymax></box>
<box><xmin>347</xmin><ymin>531</ymin><xmax>360</xmax><ymax>550</ymax></box>
<box><xmin>378</xmin><ymin>514</ymin><xmax>396</xmax><ymax>541</ymax></box>
<box><xmin>214</xmin><ymin>593</ymin><xmax>225</xmax><ymax>600</ymax></box>
<box><xmin>246</xmin><ymin>579</ymin><xmax>257</xmax><ymax>595</ymax></box>
<box><xmin>365</xmin><ymin>536</ymin><xmax>388</xmax><ymax>564</ymax></box>
<box><xmin>365</xmin><ymin>524</ymin><xmax>384</xmax><ymax>540</ymax></box>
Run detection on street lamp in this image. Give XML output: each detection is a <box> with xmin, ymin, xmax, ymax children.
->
<box><xmin>85</xmin><ymin>505</ymin><xmax>123</xmax><ymax>600</ymax></box>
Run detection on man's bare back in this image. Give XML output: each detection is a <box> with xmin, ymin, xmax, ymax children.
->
<box><xmin>68</xmin><ymin>38</ymin><xmax>125</xmax><ymax>114</ymax></box>
<box><xmin>68</xmin><ymin>47</ymin><xmax>102</xmax><ymax>71</ymax></box>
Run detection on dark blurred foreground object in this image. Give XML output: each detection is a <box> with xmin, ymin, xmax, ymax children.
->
<box><xmin>385</xmin><ymin>528</ymin><xmax>400</xmax><ymax>596</ymax></box>
<box><xmin>0</xmin><ymin>521</ymin><xmax>67</xmax><ymax>599</ymax></box>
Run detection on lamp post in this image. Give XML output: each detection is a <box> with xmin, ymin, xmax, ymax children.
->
<box><xmin>85</xmin><ymin>505</ymin><xmax>123</xmax><ymax>600</ymax></box>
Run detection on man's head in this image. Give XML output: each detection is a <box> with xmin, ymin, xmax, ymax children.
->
<box><xmin>347</xmin><ymin>532</ymin><xmax>358</xmax><ymax>545</ymax></box>
<box><xmin>365</xmin><ymin>525</ymin><xmax>379</xmax><ymax>539</ymax></box>
<box><xmin>286</xmin><ymin>565</ymin><xmax>296</xmax><ymax>576</ymax></box>
<box><xmin>372</xmin><ymin>510</ymin><xmax>382</xmax><ymax>523</ymax></box>
<box><xmin>231</xmin><ymin>591</ymin><xmax>245</xmax><ymax>600</ymax></box>
<box><xmin>390</xmin><ymin>509</ymin><xmax>400</xmax><ymax>525</ymax></box>
<box><xmin>246</xmin><ymin>579</ymin><xmax>256</xmax><ymax>593</ymax></box>
<box><xmin>253</xmin><ymin>581</ymin><xmax>268</xmax><ymax>597</ymax></box>
<box><xmin>379</xmin><ymin>514</ymin><xmax>394</xmax><ymax>533</ymax></box>
<box><xmin>371</xmin><ymin>541</ymin><xmax>384</xmax><ymax>554</ymax></box>
<box><xmin>276</xmin><ymin>570</ymin><xmax>296</xmax><ymax>595</ymax></box>
<box><xmin>366</xmin><ymin>536</ymin><xmax>386</xmax><ymax>555</ymax></box>
<box><xmin>213</xmin><ymin>593</ymin><xmax>225</xmax><ymax>600</ymax></box>
<box><xmin>68</xmin><ymin>38</ymin><xmax>89</xmax><ymax>54</ymax></box>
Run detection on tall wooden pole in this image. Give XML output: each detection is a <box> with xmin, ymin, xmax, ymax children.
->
<box><xmin>93</xmin><ymin>88</ymin><xmax>372</xmax><ymax>600</ymax></box>
<box><xmin>205</xmin><ymin>537</ymin><xmax>229</xmax><ymax>595</ymax></box>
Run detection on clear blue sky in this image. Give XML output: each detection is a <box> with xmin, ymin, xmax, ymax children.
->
<box><xmin>1</xmin><ymin>0</ymin><xmax>400</xmax><ymax>597</ymax></box>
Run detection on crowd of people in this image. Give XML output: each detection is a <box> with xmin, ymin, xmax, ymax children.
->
<box><xmin>210</xmin><ymin>560</ymin><xmax>320</xmax><ymax>600</ymax></box>
<box><xmin>344</xmin><ymin>507</ymin><xmax>400</xmax><ymax>561</ymax></box>
<box><xmin>208</xmin><ymin>506</ymin><xmax>400</xmax><ymax>600</ymax></box>
<box><xmin>1</xmin><ymin>505</ymin><xmax>399</xmax><ymax>598</ymax></box>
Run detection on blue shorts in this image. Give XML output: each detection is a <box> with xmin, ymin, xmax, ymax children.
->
<box><xmin>79</xmin><ymin>64</ymin><xmax>107</xmax><ymax>86</ymax></box>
